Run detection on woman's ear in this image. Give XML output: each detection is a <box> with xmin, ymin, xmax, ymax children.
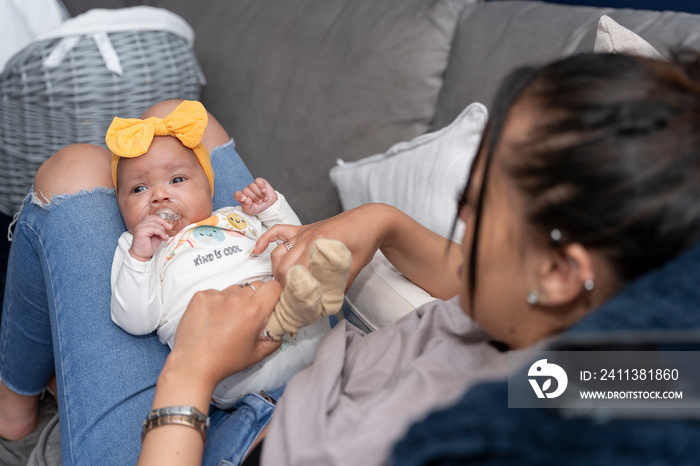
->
<box><xmin>536</xmin><ymin>243</ymin><xmax>595</xmax><ymax>307</ymax></box>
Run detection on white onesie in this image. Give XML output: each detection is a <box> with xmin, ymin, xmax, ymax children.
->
<box><xmin>111</xmin><ymin>193</ymin><xmax>329</xmax><ymax>408</ymax></box>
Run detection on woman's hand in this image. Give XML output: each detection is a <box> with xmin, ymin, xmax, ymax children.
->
<box><xmin>139</xmin><ymin>280</ymin><xmax>282</xmax><ymax>466</ymax></box>
<box><xmin>253</xmin><ymin>204</ymin><xmax>394</xmax><ymax>289</ymax></box>
<box><xmin>168</xmin><ymin>280</ymin><xmax>282</xmax><ymax>392</ymax></box>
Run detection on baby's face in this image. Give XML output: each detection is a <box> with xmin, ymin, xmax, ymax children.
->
<box><xmin>117</xmin><ymin>136</ymin><xmax>213</xmax><ymax>234</ymax></box>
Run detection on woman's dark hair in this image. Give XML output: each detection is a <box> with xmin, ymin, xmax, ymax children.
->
<box><xmin>462</xmin><ymin>51</ymin><xmax>700</xmax><ymax>298</ymax></box>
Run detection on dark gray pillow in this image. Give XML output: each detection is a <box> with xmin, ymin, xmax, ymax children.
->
<box><xmin>431</xmin><ymin>1</ymin><xmax>700</xmax><ymax>131</ymax></box>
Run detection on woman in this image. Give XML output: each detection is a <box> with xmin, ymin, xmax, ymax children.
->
<box><xmin>161</xmin><ymin>51</ymin><xmax>700</xmax><ymax>464</ymax></box>
<box><xmin>3</xmin><ymin>51</ymin><xmax>700</xmax><ymax>465</ymax></box>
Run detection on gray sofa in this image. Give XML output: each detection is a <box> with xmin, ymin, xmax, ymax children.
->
<box><xmin>57</xmin><ymin>0</ymin><xmax>700</xmax><ymax>224</ymax></box>
<box><xmin>27</xmin><ymin>0</ymin><xmax>700</xmax><ymax>463</ymax></box>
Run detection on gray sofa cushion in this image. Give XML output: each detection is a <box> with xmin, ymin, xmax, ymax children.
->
<box><xmin>148</xmin><ymin>0</ymin><xmax>473</xmax><ymax>222</ymax></box>
<box><xmin>432</xmin><ymin>1</ymin><xmax>700</xmax><ymax>130</ymax></box>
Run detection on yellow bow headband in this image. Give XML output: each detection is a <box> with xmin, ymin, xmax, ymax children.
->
<box><xmin>106</xmin><ymin>100</ymin><xmax>214</xmax><ymax>196</ymax></box>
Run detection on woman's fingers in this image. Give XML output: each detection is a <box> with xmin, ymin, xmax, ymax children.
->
<box><xmin>226</xmin><ymin>279</ymin><xmax>281</xmax><ymax>306</ymax></box>
<box><xmin>253</xmin><ymin>224</ymin><xmax>304</xmax><ymax>265</ymax></box>
<box><xmin>225</xmin><ymin>280</ymin><xmax>283</xmax><ymax>359</ymax></box>
<box><xmin>255</xmin><ymin>206</ymin><xmax>396</xmax><ymax>289</ymax></box>
<box><xmin>269</xmin><ymin>242</ymin><xmax>308</xmax><ymax>284</ymax></box>
<box><xmin>259</xmin><ymin>224</ymin><xmax>324</xmax><ymax>283</ymax></box>
<box><xmin>172</xmin><ymin>280</ymin><xmax>283</xmax><ymax>385</ymax></box>
<box><xmin>255</xmin><ymin>224</ymin><xmax>300</xmax><ymax>250</ymax></box>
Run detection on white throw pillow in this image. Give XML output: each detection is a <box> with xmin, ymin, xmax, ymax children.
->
<box><xmin>331</xmin><ymin>102</ymin><xmax>487</xmax><ymax>330</ymax></box>
<box><xmin>343</xmin><ymin>250</ymin><xmax>436</xmax><ymax>332</ymax></box>
<box><xmin>594</xmin><ymin>15</ymin><xmax>664</xmax><ymax>59</ymax></box>
<box><xmin>330</xmin><ymin>101</ymin><xmax>487</xmax><ymax>243</ymax></box>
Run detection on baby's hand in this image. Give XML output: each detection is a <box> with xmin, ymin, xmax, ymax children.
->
<box><xmin>235</xmin><ymin>178</ymin><xmax>278</xmax><ymax>216</ymax></box>
<box><xmin>129</xmin><ymin>216</ymin><xmax>171</xmax><ymax>262</ymax></box>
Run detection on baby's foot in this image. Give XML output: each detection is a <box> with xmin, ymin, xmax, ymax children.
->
<box><xmin>309</xmin><ymin>239</ymin><xmax>352</xmax><ymax>316</ymax></box>
<box><xmin>266</xmin><ymin>265</ymin><xmax>323</xmax><ymax>340</ymax></box>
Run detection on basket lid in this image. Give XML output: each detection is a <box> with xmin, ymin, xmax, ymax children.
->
<box><xmin>36</xmin><ymin>6</ymin><xmax>194</xmax><ymax>46</ymax></box>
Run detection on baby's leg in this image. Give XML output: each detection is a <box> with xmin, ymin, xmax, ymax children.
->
<box><xmin>265</xmin><ymin>265</ymin><xmax>322</xmax><ymax>340</ymax></box>
<box><xmin>309</xmin><ymin>239</ymin><xmax>352</xmax><ymax>316</ymax></box>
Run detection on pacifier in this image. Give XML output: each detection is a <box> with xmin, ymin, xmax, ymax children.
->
<box><xmin>139</xmin><ymin>199</ymin><xmax>190</xmax><ymax>235</ymax></box>
<box><xmin>155</xmin><ymin>207</ymin><xmax>180</xmax><ymax>226</ymax></box>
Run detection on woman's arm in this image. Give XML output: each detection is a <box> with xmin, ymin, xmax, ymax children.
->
<box><xmin>137</xmin><ymin>362</ymin><xmax>212</xmax><ymax>466</ymax></box>
<box><xmin>379</xmin><ymin>206</ymin><xmax>462</xmax><ymax>300</ymax></box>
<box><xmin>138</xmin><ymin>281</ymin><xmax>282</xmax><ymax>466</ymax></box>
<box><xmin>255</xmin><ymin>204</ymin><xmax>462</xmax><ymax>300</ymax></box>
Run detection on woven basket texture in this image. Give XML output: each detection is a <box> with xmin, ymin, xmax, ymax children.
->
<box><xmin>0</xmin><ymin>30</ymin><xmax>203</xmax><ymax>216</ymax></box>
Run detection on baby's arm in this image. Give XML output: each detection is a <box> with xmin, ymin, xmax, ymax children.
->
<box><xmin>111</xmin><ymin>233</ymin><xmax>164</xmax><ymax>336</ymax></box>
<box><xmin>130</xmin><ymin>215</ymin><xmax>171</xmax><ymax>261</ymax></box>
<box><xmin>256</xmin><ymin>190</ymin><xmax>301</xmax><ymax>228</ymax></box>
<box><xmin>234</xmin><ymin>178</ymin><xmax>279</xmax><ymax>216</ymax></box>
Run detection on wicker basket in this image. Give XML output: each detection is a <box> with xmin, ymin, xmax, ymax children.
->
<box><xmin>0</xmin><ymin>26</ymin><xmax>204</xmax><ymax>216</ymax></box>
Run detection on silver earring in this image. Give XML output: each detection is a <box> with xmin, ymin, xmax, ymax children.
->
<box><xmin>583</xmin><ymin>279</ymin><xmax>595</xmax><ymax>292</ymax></box>
<box><xmin>550</xmin><ymin>228</ymin><xmax>562</xmax><ymax>243</ymax></box>
<box><xmin>526</xmin><ymin>290</ymin><xmax>540</xmax><ymax>305</ymax></box>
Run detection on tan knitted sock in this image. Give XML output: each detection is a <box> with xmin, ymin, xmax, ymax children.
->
<box><xmin>309</xmin><ymin>238</ymin><xmax>352</xmax><ymax>316</ymax></box>
<box><xmin>265</xmin><ymin>265</ymin><xmax>322</xmax><ymax>340</ymax></box>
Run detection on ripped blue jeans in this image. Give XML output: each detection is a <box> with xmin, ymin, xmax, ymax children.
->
<box><xmin>0</xmin><ymin>140</ymin><xmax>282</xmax><ymax>465</ymax></box>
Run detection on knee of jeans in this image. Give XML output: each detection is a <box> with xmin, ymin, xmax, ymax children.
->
<box><xmin>29</xmin><ymin>187</ymin><xmax>115</xmax><ymax>209</ymax></box>
<box><xmin>7</xmin><ymin>188</ymin><xmax>114</xmax><ymax>241</ymax></box>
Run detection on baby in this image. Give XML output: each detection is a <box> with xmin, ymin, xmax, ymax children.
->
<box><xmin>108</xmin><ymin>101</ymin><xmax>349</xmax><ymax>408</ymax></box>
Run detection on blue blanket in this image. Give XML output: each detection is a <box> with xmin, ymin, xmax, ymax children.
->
<box><xmin>393</xmin><ymin>242</ymin><xmax>700</xmax><ymax>465</ymax></box>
